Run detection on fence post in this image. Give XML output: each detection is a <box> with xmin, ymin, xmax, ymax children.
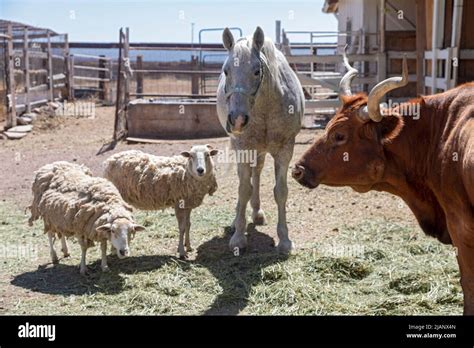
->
<box><xmin>99</xmin><ymin>55</ymin><xmax>106</xmax><ymax>102</ymax></box>
<box><xmin>23</xmin><ymin>27</ymin><xmax>31</xmax><ymax>113</ymax></box>
<box><xmin>6</xmin><ymin>23</ymin><xmax>17</xmax><ymax>128</ymax></box>
<box><xmin>191</xmin><ymin>55</ymin><xmax>199</xmax><ymax>96</ymax></box>
<box><xmin>64</xmin><ymin>33</ymin><xmax>74</xmax><ymax>100</ymax></box>
<box><xmin>46</xmin><ymin>31</ymin><xmax>54</xmax><ymax>102</ymax></box>
<box><xmin>136</xmin><ymin>55</ymin><xmax>143</xmax><ymax>95</ymax></box>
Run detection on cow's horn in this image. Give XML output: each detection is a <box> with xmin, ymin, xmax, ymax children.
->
<box><xmin>338</xmin><ymin>45</ymin><xmax>358</xmax><ymax>102</ymax></box>
<box><xmin>363</xmin><ymin>55</ymin><xmax>409</xmax><ymax>122</ymax></box>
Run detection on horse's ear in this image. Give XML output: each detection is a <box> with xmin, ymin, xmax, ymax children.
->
<box><xmin>222</xmin><ymin>28</ymin><xmax>234</xmax><ymax>50</ymax></box>
<box><xmin>253</xmin><ymin>26</ymin><xmax>265</xmax><ymax>51</ymax></box>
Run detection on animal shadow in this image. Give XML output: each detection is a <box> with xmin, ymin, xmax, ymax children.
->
<box><xmin>11</xmin><ymin>254</ymin><xmax>183</xmax><ymax>296</ymax></box>
<box><xmin>196</xmin><ymin>223</ymin><xmax>288</xmax><ymax>315</ymax></box>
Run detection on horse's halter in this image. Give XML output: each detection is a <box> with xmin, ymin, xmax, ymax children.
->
<box><xmin>224</xmin><ymin>52</ymin><xmax>268</xmax><ymax>100</ymax></box>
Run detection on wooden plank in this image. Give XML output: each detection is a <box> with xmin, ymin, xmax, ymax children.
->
<box><xmin>74</xmin><ymin>65</ymin><xmax>109</xmax><ymax>71</ymax></box>
<box><xmin>73</xmin><ymin>76</ymin><xmax>111</xmax><ymax>82</ymax></box>
<box><xmin>47</xmin><ymin>32</ymin><xmax>54</xmax><ymax>102</ymax></box>
<box><xmin>305</xmin><ymin>99</ymin><xmax>340</xmax><ymax>109</ymax></box>
<box><xmin>71</xmin><ymin>53</ymin><xmax>111</xmax><ymax>60</ymax></box>
<box><xmin>130</xmin><ymin>93</ymin><xmax>217</xmax><ymax>98</ymax></box>
<box><xmin>23</xmin><ymin>27</ymin><xmax>31</xmax><ymax>113</ymax></box>
<box><xmin>6</xmin><ymin>24</ymin><xmax>16</xmax><ymax>128</ymax></box>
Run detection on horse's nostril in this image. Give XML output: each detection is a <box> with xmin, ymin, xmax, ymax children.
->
<box><xmin>242</xmin><ymin>115</ymin><xmax>249</xmax><ymax>127</ymax></box>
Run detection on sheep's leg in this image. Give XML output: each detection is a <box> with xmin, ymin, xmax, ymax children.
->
<box><xmin>272</xmin><ymin>144</ymin><xmax>294</xmax><ymax>254</ymax></box>
<box><xmin>78</xmin><ymin>237</ymin><xmax>88</xmax><ymax>275</ymax></box>
<box><xmin>230</xmin><ymin>162</ymin><xmax>252</xmax><ymax>252</ymax></box>
<box><xmin>251</xmin><ymin>152</ymin><xmax>267</xmax><ymax>225</ymax></box>
<box><xmin>60</xmin><ymin>236</ymin><xmax>70</xmax><ymax>257</ymax></box>
<box><xmin>48</xmin><ymin>232</ymin><xmax>59</xmax><ymax>264</ymax></box>
<box><xmin>175</xmin><ymin>205</ymin><xmax>190</xmax><ymax>259</ymax></box>
<box><xmin>100</xmin><ymin>240</ymin><xmax>109</xmax><ymax>272</ymax></box>
<box><xmin>184</xmin><ymin>209</ymin><xmax>192</xmax><ymax>252</ymax></box>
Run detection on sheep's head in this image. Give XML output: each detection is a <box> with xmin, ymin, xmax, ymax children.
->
<box><xmin>181</xmin><ymin>144</ymin><xmax>219</xmax><ymax>179</ymax></box>
<box><xmin>96</xmin><ymin>218</ymin><xmax>145</xmax><ymax>259</ymax></box>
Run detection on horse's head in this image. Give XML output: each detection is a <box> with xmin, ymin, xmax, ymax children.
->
<box><xmin>221</xmin><ymin>27</ymin><xmax>267</xmax><ymax>135</ymax></box>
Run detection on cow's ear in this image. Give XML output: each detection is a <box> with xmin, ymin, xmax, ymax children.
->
<box><xmin>375</xmin><ymin>114</ymin><xmax>404</xmax><ymax>144</ymax></box>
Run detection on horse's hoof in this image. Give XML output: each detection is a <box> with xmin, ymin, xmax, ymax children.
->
<box><xmin>252</xmin><ymin>210</ymin><xmax>267</xmax><ymax>226</ymax></box>
<box><xmin>277</xmin><ymin>240</ymin><xmax>294</xmax><ymax>254</ymax></box>
<box><xmin>229</xmin><ymin>233</ymin><xmax>247</xmax><ymax>255</ymax></box>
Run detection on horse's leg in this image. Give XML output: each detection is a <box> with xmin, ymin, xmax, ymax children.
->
<box><xmin>230</xmin><ymin>162</ymin><xmax>252</xmax><ymax>252</ymax></box>
<box><xmin>272</xmin><ymin>143</ymin><xmax>294</xmax><ymax>254</ymax></box>
<box><xmin>251</xmin><ymin>152</ymin><xmax>267</xmax><ymax>225</ymax></box>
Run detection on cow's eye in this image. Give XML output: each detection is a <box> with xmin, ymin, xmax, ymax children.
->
<box><xmin>333</xmin><ymin>132</ymin><xmax>346</xmax><ymax>143</ymax></box>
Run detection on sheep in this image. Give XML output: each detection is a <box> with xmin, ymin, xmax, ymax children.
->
<box><xmin>103</xmin><ymin>145</ymin><xmax>219</xmax><ymax>259</ymax></box>
<box><xmin>28</xmin><ymin>161</ymin><xmax>145</xmax><ymax>274</ymax></box>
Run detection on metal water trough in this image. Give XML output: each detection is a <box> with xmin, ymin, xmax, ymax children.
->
<box><xmin>127</xmin><ymin>98</ymin><xmax>227</xmax><ymax>140</ymax></box>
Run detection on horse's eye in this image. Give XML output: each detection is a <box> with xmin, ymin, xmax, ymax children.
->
<box><xmin>224</xmin><ymin>70</ymin><xmax>228</xmax><ymax>76</ymax></box>
<box><xmin>254</xmin><ymin>70</ymin><xmax>260</xmax><ymax>76</ymax></box>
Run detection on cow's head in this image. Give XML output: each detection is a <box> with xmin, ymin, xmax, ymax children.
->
<box><xmin>292</xmin><ymin>48</ymin><xmax>408</xmax><ymax>193</ymax></box>
<box><xmin>221</xmin><ymin>27</ymin><xmax>267</xmax><ymax>135</ymax></box>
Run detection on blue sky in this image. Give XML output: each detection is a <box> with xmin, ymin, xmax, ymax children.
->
<box><xmin>0</xmin><ymin>0</ymin><xmax>338</xmax><ymax>43</ymax></box>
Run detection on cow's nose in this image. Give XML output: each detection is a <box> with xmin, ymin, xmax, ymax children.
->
<box><xmin>197</xmin><ymin>167</ymin><xmax>205</xmax><ymax>175</ymax></box>
<box><xmin>291</xmin><ymin>165</ymin><xmax>305</xmax><ymax>180</ymax></box>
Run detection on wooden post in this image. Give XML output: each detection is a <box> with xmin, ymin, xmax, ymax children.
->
<box><xmin>69</xmin><ymin>54</ymin><xmax>75</xmax><ymax>101</ymax></box>
<box><xmin>64</xmin><ymin>33</ymin><xmax>74</xmax><ymax>100</ymax></box>
<box><xmin>124</xmin><ymin>27</ymin><xmax>130</xmax><ymax>105</ymax></box>
<box><xmin>23</xmin><ymin>27</ymin><xmax>31</xmax><ymax>113</ymax></box>
<box><xmin>113</xmin><ymin>28</ymin><xmax>124</xmax><ymax>141</ymax></box>
<box><xmin>6</xmin><ymin>23</ymin><xmax>17</xmax><ymax>128</ymax></box>
<box><xmin>416</xmin><ymin>0</ymin><xmax>427</xmax><ymax>94</ymax></box>
<box><xmin>136</xmin><ymin>55</ymin><xmax>143</xmax><ymax>95</ymax></box>
<box><xmin>99</xmin><ymin>55</ymin><xmax>106</xmax><ymax>101</ymax></box>
<box><xmin>46</xmin><ymin>31</ymin><xmax>54</xmax><ymax>102</ymax></box>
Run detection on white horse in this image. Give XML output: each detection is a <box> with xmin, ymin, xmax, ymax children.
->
<box><xmin>216</xmin><ymin>27</ymin><xmax>304</xmax><ymax>253</ymax></box>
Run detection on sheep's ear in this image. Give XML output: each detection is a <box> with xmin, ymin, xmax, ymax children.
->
<box><xmin>252</xmin><ymin>26</ymin><xmax>265</xmax><ymax>51</ymax></box>
<box><xmin>181</xmin><ymin>151</ymin><xmax>191</xmax><ymax>158</ymax></box>
<box><xmin>222</xmin><ymin>28</ymin><xmax>234</xmax><ymax>50</ymax></box>
<box><xmin>209</xmin><ymin>149</ymin><xmax>219</xmax><ymax>156</ymax></box>
<box><xmin>96</xmin><ymin>223</ymin><xmax>112</xmax><ymax>238</ymax></box>
<box><xmin>133</xmin><ymin>224</ymin><xmax>146</xmax><ymax>232</ymax></box>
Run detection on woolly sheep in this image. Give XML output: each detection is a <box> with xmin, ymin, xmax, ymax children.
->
<box><xmin>28</xmin><ymin>161</ymin><xmax>145</xmax><ymax>274</ymax></box>
<box><xmin>103</xmin><ymin>145</ymin><xmax>219</xmax><ymax>258</ymax></box>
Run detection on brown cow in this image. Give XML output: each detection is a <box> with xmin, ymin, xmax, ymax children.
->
<box><xmin>292</xmin><ymin>50</ymin><xmax>474</xmax><ymax>314</ymax></box>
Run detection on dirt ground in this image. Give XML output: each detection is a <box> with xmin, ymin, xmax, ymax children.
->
<box><xmin>0</xmin><ymin>105</ymin><xmax>418</xmax><ymax>247</ymax></box>
<box><xmin>0</xmin><ymin>105</ymin><xmax>463</xmax><ymax>315</ymax></box>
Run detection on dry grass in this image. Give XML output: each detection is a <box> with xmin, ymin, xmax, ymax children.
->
<box><xmin>0</xmin><ymin>201</ymin><xmax>462</xmax><ymax>315</ymax></box>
